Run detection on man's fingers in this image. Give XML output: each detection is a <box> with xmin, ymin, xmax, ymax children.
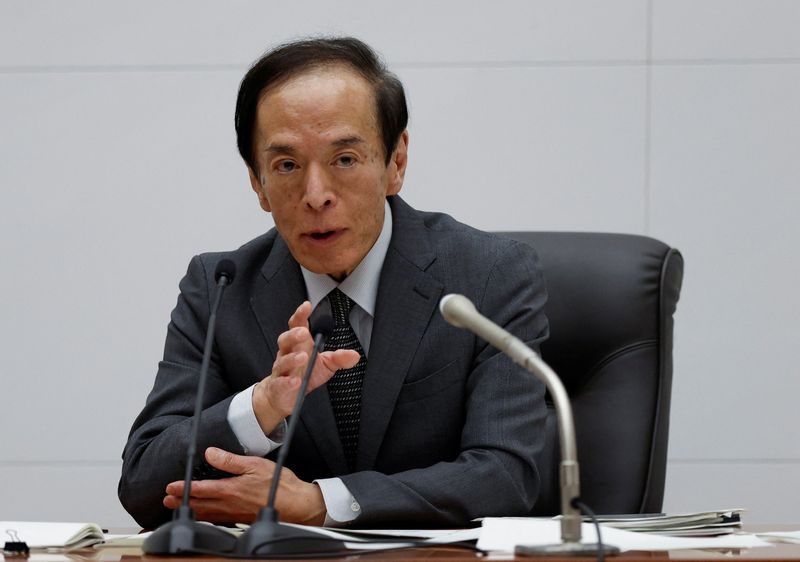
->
<box><xmin>288</xmin><ymin>301</ymin><xmax>312</xmax><ymax>330</ymax></box>
<box><xmin>276</xmin><ymin>327</ymin><xmax>312</xmax><ymax>354</ymax></box>
<box><xmin>271</xmin><ymin>350</ymin><xmax>308</xmax><ymax>377</ymax></box>
<box><xmin>204</xmin><ymin>447</ymin><xmax>254</xmax><ymax>476</ymax></box>
<box><xmin>319</xmin><ymin>349</ymin><xmax>361</xmax><ymax>371</ymax></box>
<box><xmin>163</xmin><ymin>495</ymin><xmax>252</xmax><ymax>522</ymax></box>
<box><xmin>165</xmin><ymin>477</ymin><xmax>230</xmax><ymax>500</ymax></box>
<box><xmin>163</xmin><ymin>494</ymin><xmax>181</xmax><ymax>509</ymax></box>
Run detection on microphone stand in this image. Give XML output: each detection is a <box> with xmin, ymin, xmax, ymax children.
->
<box><xmin>235</xmin><ymin>316</ymin><xmax>346</xmax><ymax>557</ymax></box>
<box><xmin>439</xmin><ymin>294</ymin><xmax>619</xmax><ymax>557</ymax></box>
<box><xmin>143</xmin><ymin>261</ymin><xmax>238</xmax><ymax>555</ymax></box>
<box><xmin>509</xmin><ymin>345</ymin><xmax>618</xmax><ymax>557</ymax></box>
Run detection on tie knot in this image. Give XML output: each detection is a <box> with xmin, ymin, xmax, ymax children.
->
<box><xmin>328</xmin><ymin>288</ymin><xmax>354</xmax><ymax>326</ymax></box>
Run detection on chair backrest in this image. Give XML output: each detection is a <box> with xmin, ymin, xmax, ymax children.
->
<box><xmin>496</xmin><ymin>232</ymin><xmax>684</xmax><ymax>515</ymax></box>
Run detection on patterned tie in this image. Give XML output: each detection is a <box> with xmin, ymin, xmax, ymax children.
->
<box><xmin>324</xmin><ymin>288</ymin><xmax>366</xmax><ymax>471</ymax></box>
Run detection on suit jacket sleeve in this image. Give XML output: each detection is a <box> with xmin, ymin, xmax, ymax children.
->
<box><xmin>118</xmin><ymin>255</ymin><xmax>246</xmax><ymax>529</ymax></box>
<box><xmin>340</xmin><ymin>239</ymin><xmax>549</xmax><ymax>527</ymax></box>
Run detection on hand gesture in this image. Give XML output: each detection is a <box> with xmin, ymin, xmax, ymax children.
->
<box><xmin>252</xmin><ymin>301</ymin><xmax>359</xmax><ymax>435</ymax></box>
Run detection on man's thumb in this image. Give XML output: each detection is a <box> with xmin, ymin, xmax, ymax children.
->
<box><xmin>205</xmin><ymin>447</ymin><xmax>249</xmax><ymax>475</ymax></box>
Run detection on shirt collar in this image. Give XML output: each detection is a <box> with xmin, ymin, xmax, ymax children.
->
<box><xmin>300</xmin><ymin>199</ymin><xmax>392</xmax><ymax>317</ymax></box>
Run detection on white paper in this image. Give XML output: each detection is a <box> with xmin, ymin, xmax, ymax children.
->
<box><xmin>100</xmin><ymin>532</ymin><xmax>152</xmax><ymax>547</ymax></box>
<box><xmin>477</xmin><ymin>518</ymin><xmax>774</xmax><ymax>553</ymax></box>
<box><xmin>278</xmin><ymin>523</ymin><xmax>415</xmax><ymax>551</ymax></box>
<box><xmin>756</xmin><ymin>530</ymin><xmax>800</xmax><ymax>544</ymax></box>
<box><xmin>318</xmin><ymin>526</ymin><xmax>481</xmax><ymax>543</ymax></box>
<box><xmin>0</xmin><ymin>521</ymin><xmax>104</xmax><ymax>549</ymax></box>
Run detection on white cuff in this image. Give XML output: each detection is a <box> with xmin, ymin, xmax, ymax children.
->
<box><xmin>315</xmin><ymin>478</ymin><xmax>361</xmax><ymax>527</ymax></box>
<box><xmin>227</xmin><ymin>384</ymin><xmax>286</xmax><ymax>456</ymax></box>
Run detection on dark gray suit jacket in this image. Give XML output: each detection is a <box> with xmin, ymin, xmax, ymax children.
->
<box><xmin>119</xmin><ymin>196</ymin><xmax>549</xmax><ymax>529</ymax></box>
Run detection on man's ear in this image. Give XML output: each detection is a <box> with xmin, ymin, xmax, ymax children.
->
<box><xmin>385</xmin><ymin>129</ymin><xmax>409</xmax><ymax>196</ymax></box>
<box><xmin>248</xmin><ymin>167</ymin><xmax>272</xmax><ymax>212</ymax></box>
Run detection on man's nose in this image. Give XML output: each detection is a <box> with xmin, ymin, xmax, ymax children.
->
<box><xmin>303</xmin><ymin>164</ymin><xmax>334</xmax><ymax>210</ymax></box>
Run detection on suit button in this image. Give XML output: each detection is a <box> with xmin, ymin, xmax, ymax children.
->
<box><xmin>351</xmin><ymin>501</ymin><xmax>361</xmax><ymax>512</ymax></box>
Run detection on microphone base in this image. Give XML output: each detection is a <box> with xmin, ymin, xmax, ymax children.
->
<box><xmin>235</xmin><ymin>507</ymin><xmax>346</xmax><ymax>557</ymax></box>
<box><xmin>515</xmin><ymin>541</ymin><xmax>620</xmax><ymax>557</ymax></box>
<box><xmin>142</xmin><ymin>506</ymin><xmax>237</xmax><ymax>555</ymax></box>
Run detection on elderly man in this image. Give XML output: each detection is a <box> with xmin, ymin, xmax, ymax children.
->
<box><xmin>119</xmin><ymin>37</ymin><xmax>548</xmax><ymax>529</ymax></box>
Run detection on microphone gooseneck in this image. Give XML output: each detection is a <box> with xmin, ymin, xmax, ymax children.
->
<box><xmin>265</xmin><ymin>312</ymin><xmax>332</xmax><ymax>509</ymax></box>
<box><xmin>439</xmin><ymin>294</ymin><xmax>619</xmax><ymax>557</ymax></box>
<box><xmin>142</xmin><ymin>260</ymin><xmax>239</xmax><ymax>555</ymax></box>
<box><xmin>234</xmin><ymin>312</ymin><xmax>347</xmax><ymax>557</ymax></box>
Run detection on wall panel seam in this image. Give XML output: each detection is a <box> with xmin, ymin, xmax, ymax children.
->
<box><xmin>0</xmin><ymin>461</ymin><xmax>121</xmax><ymax>468</ymax></box>
<box><xmin>2</xmin><ymin>59</ymin><xmax>800</xmax><ymax>75</ymax></box>
<box><xmin>669</xmin><ymin>459</ymin><xmax>800</xmax><ymax>465</ymax></box>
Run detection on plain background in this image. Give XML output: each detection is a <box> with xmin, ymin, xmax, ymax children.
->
<box><xmin>0</xmin><ymin>1</ymin><xmax>798</xmax><ymax>526</ymax></box>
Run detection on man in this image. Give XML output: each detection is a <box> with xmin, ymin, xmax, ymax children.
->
<box><xmin>119</xmin><ymin>37</ymin><xmax>549</xmax><ymax>529</ymax></box>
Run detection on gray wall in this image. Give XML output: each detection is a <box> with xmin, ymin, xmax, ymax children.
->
<box><xmin>1</xmin><ymin>1</ymin><xmax>798</xmax><ymax>526</ymax></box>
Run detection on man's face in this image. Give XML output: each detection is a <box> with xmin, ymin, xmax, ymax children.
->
<box><xmin>248</xmin><ymin>65</ymin><xmax>408</xmax><ymax>281</ymax></box>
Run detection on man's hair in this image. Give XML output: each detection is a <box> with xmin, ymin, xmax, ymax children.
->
<box><xmin>235</xmin><ymin>36</ymin><xmax>408</xmax><ymax>171</ymax></box>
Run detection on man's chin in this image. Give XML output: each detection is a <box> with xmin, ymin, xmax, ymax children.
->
<box><xmin>299</xmin><ymin>258</ymin><xmax>352</xmax><ymax>282</ymax></box>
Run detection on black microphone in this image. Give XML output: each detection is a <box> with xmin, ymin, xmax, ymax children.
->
<box><xmin>143</xmin><ymin>259</ymin><xmax>239</xmax><ymax>555</ymax></box>
<box><xmin>234</xmin><ymin>312</ymin><xmax>348</xmax><ymax>557</ymax></box>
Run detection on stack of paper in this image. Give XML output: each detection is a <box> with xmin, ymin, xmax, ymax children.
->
<box><xmin>0</xmin><ymin>521</ymin><xmax>105</xmax><ymax>550</ymax></box>
<box><xmin>591</xmin><ymin>509</ymin><xmax>744</xmax><ymax>537</ymax></box>
<box><xmin>477</xmin><ymin>517</ymin><xmax>772</xmax><ymax>554</ymax></box>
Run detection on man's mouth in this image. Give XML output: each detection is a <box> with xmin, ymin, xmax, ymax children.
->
<box><xmin>303</xmin><ymin>229</ymin><xmax>344</xmax><ymax>244</ymax></box>
<box><xmin>309</xmin><ymin>230</ymin><xmax>336</xmax><ymax>240</ymax></box>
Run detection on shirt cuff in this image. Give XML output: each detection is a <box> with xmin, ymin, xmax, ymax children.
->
<box><xmin>315</xmin><ymin>478</ymin><xmax>361</xmax><ymax>527</ymax></box>
<box><xmin>227</xmin><ymin>384</ymin><xmax>286</xmax><ymax>456</ymax></box>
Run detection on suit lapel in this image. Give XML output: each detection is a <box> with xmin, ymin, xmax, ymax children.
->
<box><xmin>356</xmin><ymin>197</ymin><xmax>444</xmax><ymax>471</ymax></box>
<box><xmin>249</xmin><ymin>235</ymin><xmax>304</xmax><ymax>361</ymax></box>
<box><xmin>249</xmin><ymin>234</ymin><xmax>348</xmax><ymax>475</ymax></box>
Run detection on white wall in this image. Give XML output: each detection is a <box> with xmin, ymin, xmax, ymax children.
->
<box><xmin>0</xmin><ymin>0</ymin><xmax>797</xmax><ymax>526</ymax></box>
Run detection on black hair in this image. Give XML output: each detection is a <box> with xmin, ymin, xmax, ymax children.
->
<box><xmin>235</xmin><ymin>36</ymin><xmax>408</xmax><ymax>170</ymax></box>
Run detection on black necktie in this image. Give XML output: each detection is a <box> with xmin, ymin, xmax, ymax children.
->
<box><xmin>324</xmin><ymin>288</ymin><xmax>366</xmax><ymax>471</ymax></box>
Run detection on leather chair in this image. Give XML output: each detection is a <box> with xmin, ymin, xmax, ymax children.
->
<box><xmin>496</xmin><ymin>232</ymin><xmax>684</xmax><ymax>515</ymax></box>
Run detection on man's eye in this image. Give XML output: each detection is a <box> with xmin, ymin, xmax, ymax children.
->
<box><xmin>277</xmin><ymin>160</ymin><xmax>297</xmax><ymax>173</ymax></box>
<box><xmin>336</xmin><ymin>155</ymin><xmax>356</xmax><ymax>167</ymax></box>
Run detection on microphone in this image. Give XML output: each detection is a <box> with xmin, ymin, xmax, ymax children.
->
<box><xmin>234</xmin><ymin>312</ymin><xmax>348</xmax><ymax>557</ymax></box>
<box><xmin>439</xmin><ymin>294</ymin><xmax>619</xmax><ymax>557</ymax></box>
<box><xmin>143</xmin><ymin>259</ymin><xmax>239</xmax><ymax>555</ymax></box>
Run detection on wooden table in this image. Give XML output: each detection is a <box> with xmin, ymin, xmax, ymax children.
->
<box><xmin>5</xmin><ymin>525</ymin><xmax>798</xmax><ymax>562</ymax></box>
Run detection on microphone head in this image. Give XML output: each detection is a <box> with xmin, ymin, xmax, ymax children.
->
<box><xmin>214</xmin><ymin>259</ymin><xmax>237</xmax><ymax>284</ymax></box>
<box><xmin>439</xmin><ymin>293</ymin><xmax>477</xmax><ymax>328</ymax></box>
<box><xmin>310</xmin><ymin>312</ymin><xmax>334</xmax><ymax>340</ymax></box>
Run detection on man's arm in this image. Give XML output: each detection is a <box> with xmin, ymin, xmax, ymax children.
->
<box><xmin>120</xmin><ymin>255</ymin><xmax>359</xmax><ymax>529</ymax></box>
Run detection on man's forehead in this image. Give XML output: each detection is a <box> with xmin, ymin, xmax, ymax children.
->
<box><xmin>259</xmin><ymin>63</ymin><xmax>372</xmax><ymax>105</ymax></box>
<box><xmin>264</xmin><ymin>135</ymin><xmax>366</xmax><ymax>155</ymax></box>
<box><xmin>253</xmin><ymin>66</ymin><xmax>380</xmax><ymax>149</ymax></box>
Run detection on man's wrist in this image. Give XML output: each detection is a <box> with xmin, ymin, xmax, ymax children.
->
<box><xmin>252</xmin><ymin>378</ymin><xmax>285</xmax><ymax>435</ymax></box>
<box><xmin>304</xmin><ymin>483</ymin><xmax>327</xmax><ymax>526</ymax></box>
<box><xmin>315</xmin><ymin>478</ymin><xmax>361</xmax><ymax>526</ymax></box>
<box><xmin>228</xmin><ymin>385</ymin><xmax>285</xmax><ymax>456</ymax></box>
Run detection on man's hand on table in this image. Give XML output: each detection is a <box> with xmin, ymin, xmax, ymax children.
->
<box><xmin>163</xmin><ymin>446</ymin><xmax>327</xmax><ymax>526</ymax></box>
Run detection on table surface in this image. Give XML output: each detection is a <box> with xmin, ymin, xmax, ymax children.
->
<box><xmin>4</xmin><ymin>525</ymin><xmax>798</xmax><ymax>562</ymax></box>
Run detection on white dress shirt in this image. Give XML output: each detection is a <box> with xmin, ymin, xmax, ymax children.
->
<box><xmin>227</xmin><ymin>200</ymin><xmax>392</xmax><ymax>525</ymax></box>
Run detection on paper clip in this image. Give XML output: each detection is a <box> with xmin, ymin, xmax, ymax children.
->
<box><xmin>3</xmin><ymin>529</ymin><xmax>30</xmax><ymax>556</ymax></box>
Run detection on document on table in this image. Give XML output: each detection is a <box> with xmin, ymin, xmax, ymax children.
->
<box><xmin>477</xmin><ymin>518</ymin><xmax>773</xmax><ymax>553</ymax></box>
<box><xmin>0</xmin><ymin>521</ymin><xmax>105</xmax><ymax>550</ymax></box>
<box><xmin>590</xmin><ymin>508</ymin><xmax>744</xmax><ymax>536</ymax></box>
<box><xmin>756</xmin><ymin>531</ymin><xmax>800</xmax><ymax>544</ymax></box>
<box><xmin>323</xmin><ymin>526</ymin><xmax>480</xmax><ymax>542</ymax></box>
<box><xmin>102</xmin><ymin>523</ymin><xmax>479</xmax><ymax>551</ymax></box>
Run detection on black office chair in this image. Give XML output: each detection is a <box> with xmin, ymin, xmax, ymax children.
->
<box><xmin>496</xmin><ymin>232</ymin><xmax>684</xmax><ymax>515</ymax></box>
